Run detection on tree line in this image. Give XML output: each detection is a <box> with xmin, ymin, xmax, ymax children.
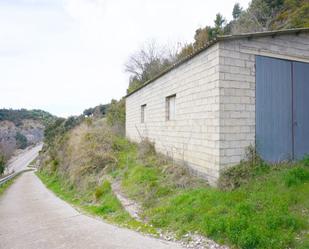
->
<box><xmin>42</xmin><ymin>0</ymin><xmax>309</xmax><ymax>147</ymax></box>
<box><xmin>125</xmin><ymin>0</ymin><xmax>309</xmax><ymax>94</ymax></box>
<box><xmin>0</xmin><ymin>109</ymin><xmax>55</xmax><ymax>127</ymax></box>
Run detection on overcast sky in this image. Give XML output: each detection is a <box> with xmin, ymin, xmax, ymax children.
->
<box><xmin>0</xmin><ymin>0</ymin><xmax>250</xmax><ymax>117</ymax></box>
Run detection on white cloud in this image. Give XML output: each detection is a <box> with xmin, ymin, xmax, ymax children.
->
<box><xmin>0</xmin><ymin>0</ymin><xmax>250</xmax><ymax>117</ymax></box>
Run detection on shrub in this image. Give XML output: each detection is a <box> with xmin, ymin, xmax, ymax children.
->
<box><xmin>219</xmin><ymin>146</ymin><xmax>269</xmax><ymax>190</ymax></box>
<box><xmin>64</xmin><ymin>116</ymin><xmax>82</xmax><ymax>130</ymax></box>
<box><xmin>107</xmin><ymin>99</ymin><xmax>125</xmax><ymax>136</ymax></box>
<box><xmin>15</xmin><ymin>132</ymin><xmax>28</xmax><ymax>149</ymax></box>
<box><xmin>300</xmin><ymin>155</ymin><xmax>309</xmax><ymax>167</ymax></box>
<box><xmin>284</xmin><ymin>167</ymin><xmax>309</xmax><ymax>187</ymax></box>
<box><xmin>95</xmin><ymin>180</ymin><xmax>112</xmax><ymax>200</ymax></box>
<box><xmin>138</xmin><ymin>138</ymin><xmax>156</xmax><ymax>162</ymax></box>
<box><xmin>44</xmin><ymin>118</ymin><xmax>66</xmax><ymax>146</ymax></box>
<box><xmin>51</xmin><ymin>159</ymin><xmax>59</xmax><ymax>173</ymax></box>
<box><xmin>0</xmin><ymin>154</ymin><xmax>6</xmax><ymax>175</ymax></box>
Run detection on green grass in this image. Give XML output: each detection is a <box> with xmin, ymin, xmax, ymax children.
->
<box><xmin>147</xmin><ymin>167</ymin><xmax>309</xmax><ymax>249</ymax></box>
<box><xmin>109</xmin><ymin>137</ymin><xmax>309</xmax><ymax>249</ymax></box>
<box><xmin>36</xmin><ymin>170</ymin><xmax>157</xmax><ymax>235</ymax></box>
<box><xmin>0</xmin><ymin>177</ymin><xmax>17</xmax><ymax>196</ymax></box>
<box><xmin>40</xmin><ymin>119</ymin><xmax>309</xmax><ymax>249</ymax></box>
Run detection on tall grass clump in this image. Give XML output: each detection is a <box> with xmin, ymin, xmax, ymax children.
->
<box><xmin>218</xmin><ymin>145</ymin><xmax>269</xmax><ymax>190</ymax></box>
<box><xmin>39</xmin><ymin>117</ymin><xmax>309</xmax><ymax>249</ymax></box>
<box><xmin>145</xmin><ymin>151</ymin><xmax>309</xmax><ymax>249</ymax></box>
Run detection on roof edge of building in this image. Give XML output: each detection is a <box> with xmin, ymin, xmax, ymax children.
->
<box><xmin>125</xmin><ymin>27</ymin><xmax>309</xmax><ymax>98</ymax></box>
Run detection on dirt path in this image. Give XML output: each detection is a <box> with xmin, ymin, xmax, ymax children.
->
<box><xmin>0</xmin><ymin>171</ymin><xmax>184</xmax><ymax>249</ymax></box>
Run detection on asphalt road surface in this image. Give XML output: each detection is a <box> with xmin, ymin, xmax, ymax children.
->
<box><xmin>5</xmin><ymin>144</ymin><xmax>43</xmax><ymax>174</ymax></box>
<box><xmin>0</xmin><ymin>152</ymin><xmax>183</xmax><ymax>249</ymax></box>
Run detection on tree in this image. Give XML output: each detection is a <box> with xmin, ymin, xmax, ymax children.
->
<box><xmin>229</xmin><ymin>0</ymin><xmax>301</xmax><ymax>34</ymax></box>
<box><xmin>233</xmin><ymin>3</ymin><xmax>243</xmax><ymax>19</ymax></box>
<box><xmin>208</xmin><ymin>13</ymin><xmax>226</xmax><ymax>39</ymax></box>
<box><xmin>193</xmin><ymin>27</ymin><xmax>211</xmax><ymax>48</ymax></box>
<box><xmin>214</xmin><ymin>13</ymin><xmax>226</xmax><ymax>29</ymax></box>
<box><xmin>83</xmin><ymin>104</ymin><xmax>109</xmax><ymax>117</ymax></box>
<box><xmin>0</xmin><ymin>155</ymin><xmax>5</xmax><ymax>175</ymax></box>
<box><xmin>15</xmin><ymin>132</ymin><xmax>28</xmax><ymax>149</ymax></box>
<box><xmin>125</xmin><ymin>41</ymin><xmax>174</xmax><ymax>93</ymax></box>
<box><xmin>176</xmin><ymin>43</ymin><xmax>194</xmax><ymax>60</ymax></box>
<box><xmin>107</xmin><ymin>99</ymin><xmax>126</xmax><ymax>135</ymax></box>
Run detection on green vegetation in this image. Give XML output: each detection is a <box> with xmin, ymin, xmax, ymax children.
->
<box><xmin>35</xmin><ymin>2</ymin><xmax>309</xmax><ymax>248</ymax></box>
<box><xmin>0</xmin><ymin>108</ymin><xmax>54</xmax><ymax>160</ymax></box>
<box><xmin>148</xmin><ymin>164</ymin><xmax>309</xmax><ymax>249</ymax></box>
<box><xmin>125</xmin><ymin>0</ymin><xmax>309</xmax><ymax>94</ymax></box>
<box><xmin>39</xmin><ymin>118</ymin><xmax>309</xmax><ymax>248</ymax></box>
<box><xmin>0</xmin><ymin>177</ymin><xmax>17</xmax><ymax>195</ymax></box>
<box><xmin>37</xmin><ymin>167</ymin><xmax>156</xmax><ymax>235</ymax></box>
<box><xmin>0</xmin><ymin>108</ymin><xmax>55</xmax><ymax>126</ymax></box>
<box><xmin>112</xmin><ymin>138</ymin><xmax>309</xmax><ymax>249</ymax></box>
<box><xmin>83</xmin><ymin>104</ymin><xmax>109</xmax><ymax>117</ymax></box>
<box><xmin>0</xmin><ymin>153</ymin><xmax>6</xmax><ymax>175</ymax></box>
<box><xmin>106</xmin><ymin>99</ymin><xmax>125</xmax><ymax>135</ymax></box>
<box><xmin>15</xmin><ymin>132</ymin><xmax>28</xmax><ymax>149</ymax></box>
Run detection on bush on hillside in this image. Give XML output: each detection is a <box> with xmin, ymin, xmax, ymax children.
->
<box><xmin>219</xmin><ymin>146</ymin><xmax>269</xmax><ymax>190</ymax></box>
<box><xmin>41</xmin><ymin>118</ymin><xmax>120</xmax><ymax>193</ymax></box>
<box><xmin>44</xmin><ymin>116</ymin><xmax>83</xmax><ymax>147</ymax></box>
<box><xmin>107</xmin><ymin>99</ymin><xmax>125</xmax><ymax>136</ymax></box>
<box><xmin>94</xmin><ymin>180</ymin><xmax>112</xmax><ymax>201</ymax></box>
<box><xmin>138</xmin><ymin>138</ymin><xmax>156</xmax><ymax>162</ymax></box>
<box><xmin>15</xmin><ymin>132</ymin><xmax>28</xmax><ymax>149</ymax></box>
<box><xmin>83</xmin><ymin>104</ymin><xmax>109</xmax><ymax>118</ymax></box>
<box><xmin>0</xmin><ymin>108</ymin><xmax>54</xmax><ymax>126</ymax></box>
<box><xmin>284</xmin><ymin>167</ymin><xmax>309</xmax><ymax>187</ymax></box>
<box><xmin>0</xmin><ymin>153</ymin><xmax>5</xmax><ymax>175</ymax></box>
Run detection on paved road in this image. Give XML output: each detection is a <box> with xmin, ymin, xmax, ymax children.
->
<box><xmin>5</xmin><ymin>144</ymin><xmax>43</xmax><ymax>174</ymax></box>
<box><xmin>0</xmin><ymin>168</ymin><xmax>183</xmax><ymax>249</ymax></box>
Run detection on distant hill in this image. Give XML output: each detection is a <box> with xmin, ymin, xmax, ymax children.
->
<box><xmin>0</xmin><ymin>109</ymin><xmax>55</xmax><ymax>159</ymax></box>
<box><xmin>0</xmin><ymin>109</ymin><xmax>54</xmax><ymax>126</ymax></box>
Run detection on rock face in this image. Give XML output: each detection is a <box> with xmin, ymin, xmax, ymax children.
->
<box><xmin>0</xmin><ymin>119</ymin><xmax>44</xmax><ymax>159</ymax></box>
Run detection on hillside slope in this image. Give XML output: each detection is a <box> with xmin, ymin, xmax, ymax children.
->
<box><xmin>272</xmin><ymin>0</ymin><xmax>309</xmax><ymax>29</ymax></box>
<box><xmin>231</xmin><ymin>0</ymin><xmax>309</xmax><ymax>33</ymax></box>
<box><xmin>0</xmin><ymin>109</ymin><xmax>54</xmax><ymax>160</ymax></box>
<box><xmin>38</xmin><ymin>116</ymin><xmax>309</xmax><ymax>249</ymax></box>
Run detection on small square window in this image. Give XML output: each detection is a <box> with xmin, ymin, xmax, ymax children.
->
<box><xmin>166</xmin><ymin>94</ymin><xmax>176</xmax><ymax>121</ymax></box>
<box><xmin>141</xmin><ymin>104</ymin><xmax>146</xmax><ymax>123</ymax></box>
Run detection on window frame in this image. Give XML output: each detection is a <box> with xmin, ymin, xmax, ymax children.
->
<box><xmin>165</xmin><ymin>94</ymin><xmax>176</xmax><ymax>121</ymax></box>
<box><xmin>141</xmin><ymin>104</ymin><xmax>146</xmax><ymax>123</ymax></box>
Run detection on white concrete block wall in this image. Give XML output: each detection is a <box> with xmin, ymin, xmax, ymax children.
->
<box><xmin>126</xmin><ymin>32</ymin><xmax>309</xmax><ymax>185</ymax></box>
<box><xmin>218</xmin><ymin>33</ymin><xmax>309</xmax><ymax>171</ymax></box>
<box><xmin>126</xmin><ymin>44</ymin><xmax>221</xmax><ymax>184</ymax></box>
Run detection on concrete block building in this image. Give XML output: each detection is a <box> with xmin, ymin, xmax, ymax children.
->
<box><xmin>125</xmin><ymin>28</ymin><xmax>309</xmax><ymax>185</ymax></box>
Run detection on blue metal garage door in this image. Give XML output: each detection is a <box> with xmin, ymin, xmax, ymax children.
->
<box><xmin>256</xmin><ymin>56</ymin><xmax>293</xmax><ymax>161</ymax></box>
<box><xmin>293</xmin><ymin>61</ymin><xmax>309</xmax><ymax>160</ymax></box>
<box><xmin>256</xmin><ymin>56</ymin><xmax>309</xmax><ymax>162</ymax></box>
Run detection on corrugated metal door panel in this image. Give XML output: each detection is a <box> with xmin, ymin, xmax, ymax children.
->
<box><xmin>256</xmin><ymin>56</ymin><xmax>293</xmax><ymax>161</ymax></box>
<box><xmin>293</xmin><ymin>61</ymin><xmax>309</xmax><ymax>159</ymax></box>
